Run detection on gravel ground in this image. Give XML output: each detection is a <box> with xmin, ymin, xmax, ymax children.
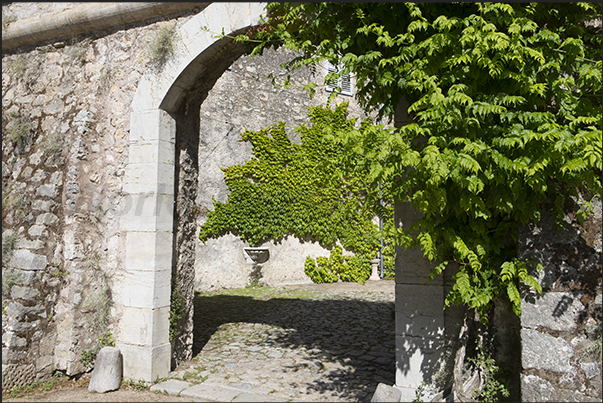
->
<box><xmin>3</xmin><ymin>281</ymin><xmax>396</xmax><ymax>402</ymax></box>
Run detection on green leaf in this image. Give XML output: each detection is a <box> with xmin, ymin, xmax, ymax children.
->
<box><xmin>507</xmin><ymin>283</ymin><xmax>522</xmax><ymax>316</ymax></box>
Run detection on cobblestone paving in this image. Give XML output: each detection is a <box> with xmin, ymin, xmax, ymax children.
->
<box><xmin>165</xmin><ymin>283</ymin><xmax>396</xmax><ymax>402</ymax></box>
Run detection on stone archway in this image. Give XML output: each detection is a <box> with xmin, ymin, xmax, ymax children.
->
<box><xmin>119</xmin><ymin>2</ymin><xmax>266</xmax><ymax>381</ymax></box>
<box><xmin>120</xmin><ymin>3</ymin><xmax>452</xmax><ymax>397</ymax></box>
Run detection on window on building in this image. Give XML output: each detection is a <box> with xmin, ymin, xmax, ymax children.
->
<box><xmin>325</xmin><ymin>61</ymin><xmax>352</xmax><ymax>96</ymax></box>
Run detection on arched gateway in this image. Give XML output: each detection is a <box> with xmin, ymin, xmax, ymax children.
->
<box><xmin>120</xmin><ymin>3</ymin><xmax>451</xmax><ymax>400</ymax></box>
<box><xmin>119</xmin><ymin>2</ymin><xmax>266</xmax><ymax>381</ymax></box>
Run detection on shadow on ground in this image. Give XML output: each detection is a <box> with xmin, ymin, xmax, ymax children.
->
<box><xmin>192</xmin><ymin>290</ymin><xmax>396</xmax><ymax>400</ymax></box>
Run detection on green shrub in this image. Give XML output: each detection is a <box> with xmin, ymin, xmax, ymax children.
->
<box><xmin>98</xmin><ymin>332</ymin><xmax>116</xmax><ymax>348</ymax></box>
<box><xmin>5</xmin><ymin>56</ymin><xmax>28</xmax><ymax>80</ymax></box>
<box><xmin>169</xmin><ymin>286</ymin><xmax>186</xmax><ymax>342</ymax></box>
<box><xmin>2</xmin><ymin>269</ymin><xmax>21</xmax><ymax>296</ymax></box>
<box><xmin>65</xmin><ymin>37</ymin><xmax>88</xmax><ymax>65</ymax></box>
<box><xmin>79</xmin><ymin>348</ymin><xmax>96</xmax><ymax>366</ymax></box>
<box><xmin>79</xmin><ymin>332</ymin><xmax>116</xmax><ymax>366</ymax></box>
<box><xmin>123</xmin><ymin>378</ymin><xmax>148</xmax><ymax>391</ymax></box>
<box><xmin>3</xmin><ymin>112</ymin><xmax>33</xmax><ymax>151</ymax></box>
<box><xmin>304</xmin><ymin>256</ymin><xmax>337</xmax><ymax>284</ymax></box>
<box><xmin>582</xmin><ymin>321</ymin><xmax>602</xmax><ymax>361</ymax></box>
<box><xmin>4</xmin><ymin>371</ymin><xmax>68</xmax><ymax>399</ymax></box>
<box><xmin>82</xmin><ymin>285</ymin><xmax>112</xmax><ymax>330</ymax></box>
<box><xmin>37</xmin><ymin>133</ymin><xmax>64</xmax><ymax>156</ymax></box>
<box><xmin>304</xmin><ymin>247</ymin><xmax>371</xmax><ymax>284</ymax></box>
<box><xmin>2</xmin><ymin>233</ymin><xmax>17</xmax><ymax>265</ymax></box>
<box><xmin>341</xmin><ymin>254</ymin><xmax>371</xmax><ymax>284</ymax></box>
<box><xmin>469</xmin><ymin>340</ymin><xmax>511</xmax><ymax>402</ymax></box>
<box><xmin>148</xmin><ymin>24</ymin><xmax>177</xmax><ymax>69</ymax></box>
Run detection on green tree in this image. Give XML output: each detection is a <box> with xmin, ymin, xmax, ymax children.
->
<box><xmin>240</xmin><ymin>2</ymin><xmax>602</xmax><ymax>319</ymax></box>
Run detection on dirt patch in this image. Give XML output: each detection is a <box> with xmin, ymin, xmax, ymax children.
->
<box><xmin>3</xmin><ymin>381</ymin><xmax>196</xmax><ymax>403</ymax></box>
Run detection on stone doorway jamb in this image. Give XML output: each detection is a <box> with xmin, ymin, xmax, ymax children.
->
<box><xmin>119</xmin><ymin>2</ymin><xmax>266</xmax><ymax>382</ymax></box>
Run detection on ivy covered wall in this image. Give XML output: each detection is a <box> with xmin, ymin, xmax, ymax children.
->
<box><xmin>193</xmin><ymin>47</ymin><xmax>386</xmax><ymax>291</ymax></box>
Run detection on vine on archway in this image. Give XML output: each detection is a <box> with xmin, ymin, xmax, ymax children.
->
<box><xmin>199</xmin><ymin>103</ymin><xmax>395</xmax><ymax>283</ymax></box>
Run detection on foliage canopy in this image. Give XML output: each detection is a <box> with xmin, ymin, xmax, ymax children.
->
<box><xmin>236</xmin><ymin>2</ymin><xmax>602</xmax><ymax>318</ymax></box>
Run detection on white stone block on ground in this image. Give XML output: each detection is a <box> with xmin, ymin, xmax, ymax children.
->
<box><xmin>371</xmin><ymin>382</ymin><xmax>401</xmax><ymax>402</ymax></box>
<box><xmin>88</xmin><ymin>347</ymin><xmax>123</xmax><ymax>393</ymax></box>
<box><xmin>149</xmin><ymin>379</ymin><xmax>191</xmax><ymax>395</ymax></box>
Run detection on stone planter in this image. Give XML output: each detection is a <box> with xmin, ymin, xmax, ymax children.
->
<box><xmin>369</xmin><ymin>258</ymin><xmax>381</xmax><ymax>281</ymax></box>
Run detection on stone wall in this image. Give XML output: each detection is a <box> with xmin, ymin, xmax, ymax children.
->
<box><xmin>2</xmin><ymin>6</ymin><xmax>174</xmax><ymax>387</ymax></box>
<box><xmin>519</xmin><ymin>196</ymin><xmax>602</xmax><ymax>402</ymax></box>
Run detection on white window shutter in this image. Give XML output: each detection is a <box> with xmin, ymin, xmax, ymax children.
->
<box><xmin>325</xmin><ymin>61</ymin><xmax>352</xmax><ymax>96</ymax></box>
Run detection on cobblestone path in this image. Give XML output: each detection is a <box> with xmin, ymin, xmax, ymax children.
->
<box><xmin>163</xmin><ymin>283</ymin><xmax>396</xmax><ymax>402</ymax></box>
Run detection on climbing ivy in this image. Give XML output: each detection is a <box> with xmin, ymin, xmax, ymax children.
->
<box><xmin>302</xmin><ymin>245</ymin><xmax>373</xmax><ymax>284</ymax></box>
<box><xmin>199</xmin><ymin>103</ymin><xmax>395</xmax><ymax>282</ymax></box>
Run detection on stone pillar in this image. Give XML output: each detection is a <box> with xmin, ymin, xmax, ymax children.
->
<box><xmin>393</xmin><ymin>98</ymin><xmax>452</xmax><ymax>401</ymax></box>
<box><xmin>394</xmin><ymin>202</ymin><xmax>449</xmax><ymax>401</ymax></box>
<box><xmin>118</xmin><ymin>109</ymin><xmax>175</xmax><ymax>381</ymax></box>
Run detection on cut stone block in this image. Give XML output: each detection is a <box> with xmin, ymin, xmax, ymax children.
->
<box><xmin>371</xmin><ymin>382</ymin><xmax>401</xmax><ymax>402</ymax></box>
<box><xmin>119</xmin><ymin>306</ymin><xmax>170</xmax><ymax>346</ymax></box>
<box><xmin>88</xmin><ymin>347</ymin><xmax>123</xmax><ymax>393</ymax></box>
<box><xmin>117</xmin><ymin>342</ymin><xmax>170</xmax><ymax>382</ymax></box>
<box><xmin>128</xmin><ymin>140</ymin><xmax>175</xmax><ymax>165</ymax></box>
<box><xmin>120</xmin><ymin>192</ymin><xmax>174</xmax><ymax>232</ymax></box>
<box><xmin>395</xmin><ymin>284</ymin><xmax>445</xmax><ymax>337</ymax></box>
<box><xmin>395</xmin><ymin>335</ymin><xmax>448</xmax><ymax>390</ymax></box>
<box><xmin>122</xmin><ymin>269</ymin><xmax>171</xmax><ymax>309</ymax></box>
<box><xmin>125</xmin><ymin>231</ymin><xmax>173</xmax><ymax>272</ymax></box>
<box><xmin>123</xmin><ymin>163</ymin><xmax>175</xmax><ymax>195</ymax></box>
<box><xmin>129</xmin><ymin>110</ymin><xmax>176</xmax><ymax>142</ymax></box>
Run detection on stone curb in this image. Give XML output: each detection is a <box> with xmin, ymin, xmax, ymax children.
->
<box><xmin>152</xmin><ymin>381</ymin><xmax>294</xmax><ymax>402</ymax></box>
<box><xmin>149</xmin><ymin>379</ymin><xmax>192</xmax><ymax>396</ymax></box>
